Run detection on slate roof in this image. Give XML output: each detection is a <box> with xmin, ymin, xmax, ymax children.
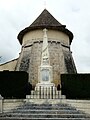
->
<box><xmin>30</xmin><ymin>9</ymin><xmax>64</xmax><ymax>27</ymax></box>
<box><xmin>18</xmin><ymin>9</ymin><xmax>73</xmax><ymax>45</ymax></box>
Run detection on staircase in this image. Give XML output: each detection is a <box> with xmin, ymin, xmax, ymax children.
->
<box><xmin>0</xmin><ymin>100</ymin><xmax>90</xmax><ymax>120</ymax></box>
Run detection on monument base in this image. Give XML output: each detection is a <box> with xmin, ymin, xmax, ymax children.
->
<box><xmin>36</xmin><ymin>82</ymin><xmax>55</xmax><ymax>87</ymax></box>
<box><xmin>27</xmin><ymin>82</ymin><xmax>63</xmax><ymax>99</ymax></box>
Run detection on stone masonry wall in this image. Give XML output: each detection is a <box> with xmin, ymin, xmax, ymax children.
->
<box><xmin>15</xmin><ymin>46</ymin><xmax>32</xmax><ymax>72</ymax></box>
<box><xmin>28</xmin><ymin>41</ymin><xmax>42</xmax><ymax>86</ymax></box>
<box><xmin>15</xmin><ymin>39</ymin><xmax>74</xmax><ymax>87</ymax></box>
<box><xmin>49</xmin><ymin>41</ymin><xmax>67</xmax><ymax>86</ymax></box>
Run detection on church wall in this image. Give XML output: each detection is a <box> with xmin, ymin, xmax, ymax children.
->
<box><xmin>48</xmin><ymin>30</ymin><xmax>69</xmax><ymax>45</ymax></box>
<box><xmin>0</xmin><ymin>59</ymin><xmax>18</xmax><ymax>71</ymax></box>
<box><xmin>49</xmin><ymin>42</ymin><xmax>67</xmax><ymax>86</ymax></box>
<box><xmin>30</xmin><ymin>41</ymin><xmax>66</xmax><ymax>86</ymax></box>
<box><xmin>28</xmin><ymin>42</ymin><xmax>42</xmax><ymax>86</ymax></box>
<box><xmin>23</xmin><ymin>29</ymin><xmax>69</xmax><ymax>46</ymax></box>
<box><xmin>15</xmin><ymin>47</ymin><xmax>31</xmax><ymax>72</ymax></box>
<box><xmin>16</xmin><ymin>41</ymin><xmax>68</xmax><ymax>87</ymax></box>
<box><xmin>16</xmin><ymin>29</ymin><xmax>75</xmax><ymax>87</ymax></box>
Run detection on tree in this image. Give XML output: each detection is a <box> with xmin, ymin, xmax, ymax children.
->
<box><xmin>0</xmin><ymin>56</ymin><xmax>2</xmax><ymax>62</ymax></box>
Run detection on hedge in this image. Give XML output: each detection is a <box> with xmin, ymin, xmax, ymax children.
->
<box><xmin>61</xmin><ymin>74</ymin><xmax>90</xmax><ymax>99</ymax></box>
<box><xmin>0</xmin><ymin>71</ymin><xmax>32</xmax><ymax>99</ymax></box>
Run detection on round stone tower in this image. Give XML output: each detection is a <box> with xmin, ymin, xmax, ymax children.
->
<box><xmin>16</xmin><ymin>9</ymin><xmax>77</xmax><ymax>88</ymax></box>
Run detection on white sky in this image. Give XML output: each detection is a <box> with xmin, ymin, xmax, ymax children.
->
<box><xmin>0</xmin><ymin>0</ymin><xmax>90</xmax><ymax>73</ymax></box>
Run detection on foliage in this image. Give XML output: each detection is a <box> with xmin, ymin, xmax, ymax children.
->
<box><xmin>61</xmin><ymin>74</ymin><xmax>90</xmax><ymax>99</ymax></box>
<box><xmin>0</xmin><ymin>71</ymin><xmax>32</xmax><ymax>99</ymax></box>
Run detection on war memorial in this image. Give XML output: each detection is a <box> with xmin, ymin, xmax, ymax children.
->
<box><xmin>0</xmin><ymin>9</ymin><xmax>90</xmax><ymax>119</ymax></box>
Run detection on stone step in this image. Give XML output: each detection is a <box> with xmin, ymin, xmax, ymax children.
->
<box><xmin>11</xmin><ymin>109</ymin><xmax>83</xmax><ymax>114</ymax></box>
<box><xmin>19</xmin><ymin>105</ymin><xmax>76</xmax><ymax>110</ymax></box>
<box><xmin>19</xmin><ymin>107</ymin><xmax>76</xmax><ymax>110</ymax></box>
<box><xmin>0</xmin><ymin>102</ymin><xmax>90</xmax><ymax>120</ymax></box>
<box><xmin>22</xmin><ymin>103</ymin><xmax>70</xmax><ymax>107</ymax></box>
<box><xmin>21</xmin><ymin>104</ymin><xmax>75</xmax><ymax>108</ymax></box>
<box><xmin>0</xmin><ymin>113</ymin><xmax>89</xmax><ymax>118</ymax></box>
<box><xmin>0</xmin><ymin>117</ymin><xmax>90</xmax><ymax>120</ymax></box>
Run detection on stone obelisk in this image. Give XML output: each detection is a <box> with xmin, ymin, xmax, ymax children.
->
<box><xmin>38</xmin><ymin>28</ymin><xmax>53</xmax><ymax>85</ymax></box>
<box><xmin>35</xmin><ymin>28</ymin><xmax>55</xmax><ymax>98</ymax></box>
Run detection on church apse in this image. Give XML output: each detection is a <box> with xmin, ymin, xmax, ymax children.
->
<box><xmin>15</xmin><ymin>9</ymin><xmax>77</xmax><ymax>89</ymax></box>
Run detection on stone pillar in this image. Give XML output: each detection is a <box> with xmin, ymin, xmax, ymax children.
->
<box><xmin>50</xmin><ymin>86</ymin><xmax>52</xmax><ymax>99</ymax></box>
<box><xmin>53</xmin><ymin>87</ymin><xmax>56</xmax><ymax>99</ymax></box>
<box><xmin>0</xmin><ymin>95</ymin><xmax>3</xmax><ymax>113</ymax></box>
<box><xmin>58</xmin><ymin>91</ymin><xmax>61</xmax><ymax>99</ymax></box>
<box><xmin>44</xmin><ymin>87</ymin><xmax>46</xmax><ymax>99</ymax></box>
<box><xmin>47</xmin><ymin>87</ymin><xmax>50</xmax><ymax>99</ymax></box>
<box><xmin>41</xmin><ymin>86</ymin><xmax>43</xmax><ymax>99</ymax></box>
<box><xmin>31</xmin><ymin>91</ymin><xmax>34</xmax><ymax>99</ymax></box>
<box><xmin>35</xmin><ymin>87</ymin><xmax>37</xmax><ymax>98</ymax></box>
<box><xmin>34</xmin><ymin>92</ymin><xmax>36</xmax><ymax>99</ymax></box>
<box><xmin>37</xmin><ymin>86</ymin><xmax>40</xmax><ymax>99</ymax></box>
<box><xmin>56</xmin><ymin>91</ymin><xmax>59</xmax><ymax>99</ymax></box>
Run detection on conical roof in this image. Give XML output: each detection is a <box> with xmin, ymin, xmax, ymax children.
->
<box><xmin>30</xmin><ymin>9</ymin><xmax>64</xmax><ymax>28</ymax></box>
<box><xmin>18</xmin><ymin>9</ymin><xmax>73</xmax><ymax>44</ymax></box>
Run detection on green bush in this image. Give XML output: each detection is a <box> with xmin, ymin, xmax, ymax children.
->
<box><xmin>0</xmin><ymin>71</ymin><xmax>32</xmax><ymax>99</ymax></box>
<box><xmin>61</xmin><ymin>74</ymin><xmax>90</xmax><ymax>99</ymax></box>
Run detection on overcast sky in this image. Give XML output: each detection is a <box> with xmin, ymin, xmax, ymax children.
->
<box><xmin>0</xmin><ymin>0</ymin><xmax>90</xmax><ymax>73</ymax></box>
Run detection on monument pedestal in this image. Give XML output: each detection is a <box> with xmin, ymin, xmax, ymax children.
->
<box><xmin>35</xmin><ymin>82</ymin><xmax>55</xmax><ymax>99</ymax></box>
<box><xmin>28</xmin><ymin>82</ymin><xmax>62</xmax><ymax>99</ymax></box>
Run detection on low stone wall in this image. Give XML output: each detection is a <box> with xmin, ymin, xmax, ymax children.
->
<box><xmin>25</xmin><ymin>98</ymin><xmax>67</xmax><ymax>104</ymax></box>
<box><xmin>0</xmin><ymin>97</ymin><xmax>90</xmax><ymax>115</ymax></box>
<box><xmin>66</xmin><ymin>99</ymin><xmax>90</xmax><ymax>115</ymax></box>
<box><xmin>2</xmin><ymin>99</ymin><xmax>25</xmax><ymax>112</ymax></box>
